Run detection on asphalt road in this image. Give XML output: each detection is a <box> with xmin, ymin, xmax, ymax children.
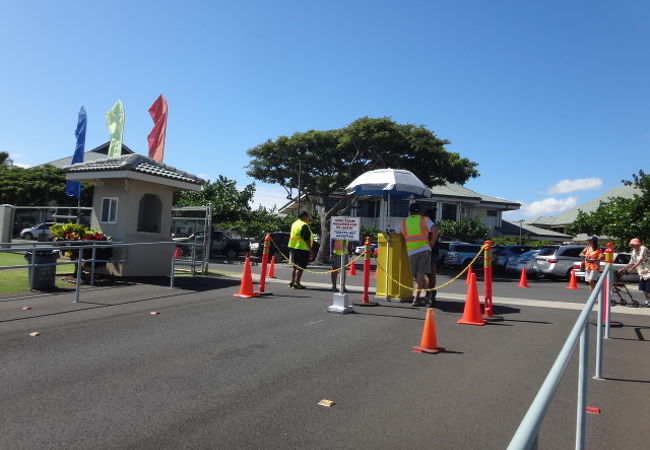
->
<box><xmin>1</xmin><ymin>263</ymin><xmax>649</xmax><ymax>449</ymax></box>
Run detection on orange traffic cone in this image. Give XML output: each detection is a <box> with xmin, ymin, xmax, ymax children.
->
<box><xmin>465</xmin><ymin>265</ymin><xmax>473</xmax><ymax>285</ymax></box>
<box><xmin>566</xmin><ymin>269</ymin><xmax>579</xmax><ymax>290</ymax></box>
<box><xmin>518</xmin><ymin>267</ymin><xmax>529</xmax><ymax>288</ymax></box>
<box><xmin>348</xmin><ymin>261</ymin><xmax>357</xmax><ymax>276</ymax></box>
<box><xmin>233</xmin><ymin>257</ymin><xmax>260</xmax><ymax>298</ymax></box>
<box><xmin>458</xmin><ymin>272</ymin><xmax>486</xmax><ymax>326</ymax></box>
<box><xmin>413</xmin><ymin>308</ymin><xmax>444</xmax><ymax>354</ymax></box>
<box><xmin>174</xmin><ymin>246</ymin><xmax>181</xmax><ymax>259</ymax></box>
<box><xmin>268</xmin><ymin>256</ymin><xmax>276</xmax><ymax>278</ymax></box>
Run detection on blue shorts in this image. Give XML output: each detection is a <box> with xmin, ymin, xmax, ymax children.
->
<box><xmin>639</xmin><ymin>278</ymin><xmax>650</xmax><ymax>294</ymax></box>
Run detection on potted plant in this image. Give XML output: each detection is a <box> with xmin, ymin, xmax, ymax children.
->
<box><xmin>50</xmin><ymin>223</ymin><xmax>113</xmax><ymax>278</ymax></box>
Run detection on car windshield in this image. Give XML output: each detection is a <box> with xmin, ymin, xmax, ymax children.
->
<box><xmin>537</xmin><ymin>246</ymin><xmax>558</xmax><ymax>257</ymax></box>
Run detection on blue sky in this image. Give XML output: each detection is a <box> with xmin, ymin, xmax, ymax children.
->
<box><xmin>1</xmin><ymin>0</ymin><xmax>648</xmax><ymax>219</ymax></box>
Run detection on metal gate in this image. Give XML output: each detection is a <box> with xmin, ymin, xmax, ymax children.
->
<box><xmin>171</xmin><ymin>205</ymin><xmax>212</xmax><ymax>275</ymax></box>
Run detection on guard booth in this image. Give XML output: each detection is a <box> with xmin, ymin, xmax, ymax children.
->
<box><xmin>64</xmin><ymin>153</ymin><xmax>204</xmax><ymax>277</ymax></box>
<box><xmin>375</xmin><ymin>232</ymin><xmax>413</xmax><ymax>301</ymax></box>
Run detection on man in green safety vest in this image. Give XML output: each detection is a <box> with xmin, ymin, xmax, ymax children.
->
<box><xmin>400</xmin><ymin>203</ymin><xmax>438</xmax><ymax>307</ymax></box>
<box><xmin>288</xmin><ymin>211</ymin><xmax>314</xmax><ymax>289</ymax></box>
<box><xmin>330</xmin><ymin>237</ymin><xmax>348</xmax><ymax>292</ymax></box>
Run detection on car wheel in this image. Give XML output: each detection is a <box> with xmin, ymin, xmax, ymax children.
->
<box><xmin>23</xmin><ymin>232</ymin><xmax>33</xmax><ymax>240</ymax></box>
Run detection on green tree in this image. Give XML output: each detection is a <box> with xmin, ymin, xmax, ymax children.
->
<box><xmin>438</xmin><ymin>217</ymin><xmax>489</xmax><ymax>243</ymax></box>
<box><xmin>0</xmin><ymin>151</ymin><xmax>10</xmax><ymax>169</ymax></box>
<box><xmin>247</xmin><ymin>117</ymin><xmax>479</xmax><ymax>260</ymax></box>
<box><xmin>228</xmin><ymin>206</ymin><xmax>294</xmax><ymax>238</ymax></box>
<box><xmin>174</xmin><ymin>175</ymin><xmax>256</xmax><ymax>226</ymax></box>
<box><xmin>0</xmin><ymin>165</ymin><xmax>92</xmax><ymax>206</ymax></box>
<box><xmin>567</xmin><ymin>170</ymin><xmax>650</xmax><ymax>247</ymax></box>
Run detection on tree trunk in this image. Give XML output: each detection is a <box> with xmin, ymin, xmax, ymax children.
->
<box><xmin>315</xmin><ymin>194</ymin><xmax>357</xmax><ymax>263</ymax></box>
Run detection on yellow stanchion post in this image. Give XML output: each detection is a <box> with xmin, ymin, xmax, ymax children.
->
<box><xmin>375</xmin><ymin>232</ymin><xmax>412</xmax><ymax>302</ymax></box>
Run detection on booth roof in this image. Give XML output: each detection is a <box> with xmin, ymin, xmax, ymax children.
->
<box><xmin>63</xmin><ymin>153</ymin><xmax>205</xmax><ymax>185</ymax></box>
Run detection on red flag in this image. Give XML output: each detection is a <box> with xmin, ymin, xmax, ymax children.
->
<box><xmin>147</xmin><ymin>95</ymin><xmax>167</xmax><ymax>162</ymax></box>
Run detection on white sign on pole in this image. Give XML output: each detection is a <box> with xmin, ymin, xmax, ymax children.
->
<box><xmin>331</xmin><ymin>216</ymin><xmax>361</xmax><ymax>241</ymax></box>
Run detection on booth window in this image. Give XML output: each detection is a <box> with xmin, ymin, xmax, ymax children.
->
<box><xmin>137</xmin><ymin>194</ymin><xmax>162</xmax><ymax>233</ymax></box>
<box><xmin>100</xmin><ymin>197</ymin><xmax>118</xmax><ymax>223</ymax></box>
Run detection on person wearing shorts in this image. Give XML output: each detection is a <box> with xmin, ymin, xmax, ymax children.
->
<box><xmin>619</xmin><ymin>238</ymin><xmax>650</xmax><ymax>306</ymax></box>
<box><xmin>579</xmin><ymin>236</ymin><xmax>603</xmax><ymax>291</ymax></box>
<box><xmin>400</xmin><ymin>203</ymin><xmax>436</xmax><ymax>307</ymax></box>
<box><xmin>288</xmin><ymin>212</ymin><xmax>314</xmax><ymax>289</ymax></box>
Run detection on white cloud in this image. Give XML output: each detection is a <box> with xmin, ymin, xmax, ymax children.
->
<box><xmin>252</xmin><ymin>185</ymin><xmax>291</xmax><ymax>211</ymax></box>
<box><xmin>514</xmin><ymin>196</ymin><xmax>578</xmax><ymax>217</ymax></box>
<box><xmin>11</xmin><ymin>162</ymin><xmax>31</xmax><ymax>168</ymax></box>
<box><xmin>544</xmin><ymin>178</ymin><xmax>603</xmax><ymax>194</ymax></box>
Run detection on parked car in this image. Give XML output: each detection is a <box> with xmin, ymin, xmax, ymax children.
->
<box><xmin>434</xmin><ymin>240</ymin><xmax>468</xmax><ymax>266</ymax></box>
<box><xmin>249</xmin><ymin>232</ymin><xmax>320</xmax><ymax>261</ymax></box>
<box><xmin>492</xmin><ymin>245</ymin><xmax>533</xmax><ymax>271</ymax></box>
<box><xmin>532</xmin><ymin>244</ymin><xmax>585</xmax><ymax>279</ymax></box>
<box><xmin>505</xmin><ymin>249</ymin><xmax>541</xmax><ymax>277</ymax></box>
<box><xmin>443</xmin><ymin>243</ymin><xmax>486</xmax><ymax>269</ymax></box>
<box><xmin>20</xmin><ymin>222</ymin><xmax>54</xmax><ymax>240</ymax></box>
<box><xmin>354</xmin><ymin>243</ymin><xmax>378</xmax><ymax>257</ymax></box>
<box><xmin>572</xmin><ymin>252</ymin><xmax>639</xmax><ymax>282</ymax></box>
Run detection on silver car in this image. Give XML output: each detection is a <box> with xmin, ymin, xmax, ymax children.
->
<box><xmin>532</xmin><ymin>245</ymin><xmax>585</xmax><ymax>279</ymax></box>
<box><xmin>19</xmin><ymin>222</ymin><xmax>54</xmax><ymax>240</ymax></box>
<box><xmin>505</xmin><ymin>249</ymin><xmax>540</xmax><ymax>277</ymax></box>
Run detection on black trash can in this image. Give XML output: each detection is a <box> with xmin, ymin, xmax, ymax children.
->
<box><xmin>24</xmin><ymin>250</ymin><xmax>59</xmax><ymax>290</ymax></box>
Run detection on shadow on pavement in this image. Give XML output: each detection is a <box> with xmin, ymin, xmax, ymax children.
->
<box><xmin>129</xmin><ymin>276</ymin><xmax>240</xmax><ymax>291</ymax></box>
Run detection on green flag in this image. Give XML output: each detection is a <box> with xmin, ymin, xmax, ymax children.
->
<box><xmin>105</xmin><ymin>100</ymin><xmax>125</xmax><ymax>158</ymax></box>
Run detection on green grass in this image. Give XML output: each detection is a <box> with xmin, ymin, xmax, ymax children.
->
<box><xmin>0</xmin><ymin>251</ymin><xmax>73</xmax><ymax>294</ymax></box>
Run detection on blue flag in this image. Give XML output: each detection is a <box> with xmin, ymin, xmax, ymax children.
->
<box><xmin>65</xmin><ymin>106</ymin><xmax>87</xmax><ymax>198</ymax></box>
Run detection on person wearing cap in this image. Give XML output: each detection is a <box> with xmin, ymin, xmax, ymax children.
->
<box><xmin>400</xmin><ymin>203</ymin><xmax>437</xmax><ymax>307</ymax></box>
<box><xmin>288</xmin><ymin>211</ymin><xmax>314</xmax><ymax>289</ymax></box>
<box><xmin>579</xmin><ymin>236</ymin><xmax>603</xmax><ymax>291</ymax></box>
<box><xmin>619</xmin><ymin>238</ymin><xmax>650</xmax><ymax>306</ymax></box>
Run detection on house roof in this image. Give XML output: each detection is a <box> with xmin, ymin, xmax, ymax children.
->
<box><xmin>526</xmin><ymin>185</ymin><xmax>640</xmax><ymax>227</ymax></box>
<box><xmin>40</xmin><ymin>141</ymin><xmax>135</xmax><ymax>168</ymax></box>
<box><xmin>501</xmin><ymin>220</ymin><xmax>572</xmax><ymax>241</ymax></box>
<box><xmin>279</xmin><ymin>182</ymin><xmax>520</xmax><ymax>214</ymax></box>
<box><xmin>428</xmin><ymin>183</ymin><xmax>520</xmax><ymax>209</ymax></box>
<box><xmin>64</xmin><ymin>153</ymin><xmax>205</xmax><ymax>186</ymax></box>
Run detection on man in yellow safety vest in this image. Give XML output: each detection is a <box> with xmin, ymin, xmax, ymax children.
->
<box><xmin>400</xmin><ymin>203</ymin><xmax>438</xmax><ymax>307</ymax></box>
<box><xmin>330</xmin><ymin>237</ymin><xmax>348</xmax><ymax>292</ymax></box>
<box><xmin>288</xmin><ymin>211</ymin><xmax>314</xmax><ymax>289</ymax></box>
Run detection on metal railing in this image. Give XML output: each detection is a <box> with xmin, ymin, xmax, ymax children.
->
<box><xmin>508</xmin><ymin>263</ymin><xmax>613</xmax><ymax>449</ymax></box>
<box><xmin>0</xmin><ymin>240</ymin><xmax>202</xmax><ymax>303</ymax></box>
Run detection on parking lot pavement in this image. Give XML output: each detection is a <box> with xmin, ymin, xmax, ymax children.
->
<box><xmin>1</xmin><ymin>269</ymin><xmax>649</xmax><ymax>449</ymax></box>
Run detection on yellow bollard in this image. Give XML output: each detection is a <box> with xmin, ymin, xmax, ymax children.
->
<box><xmin>375</xmin><ymin>232</ymin><xmax>413</xmax><ymax>301</ymax></box>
